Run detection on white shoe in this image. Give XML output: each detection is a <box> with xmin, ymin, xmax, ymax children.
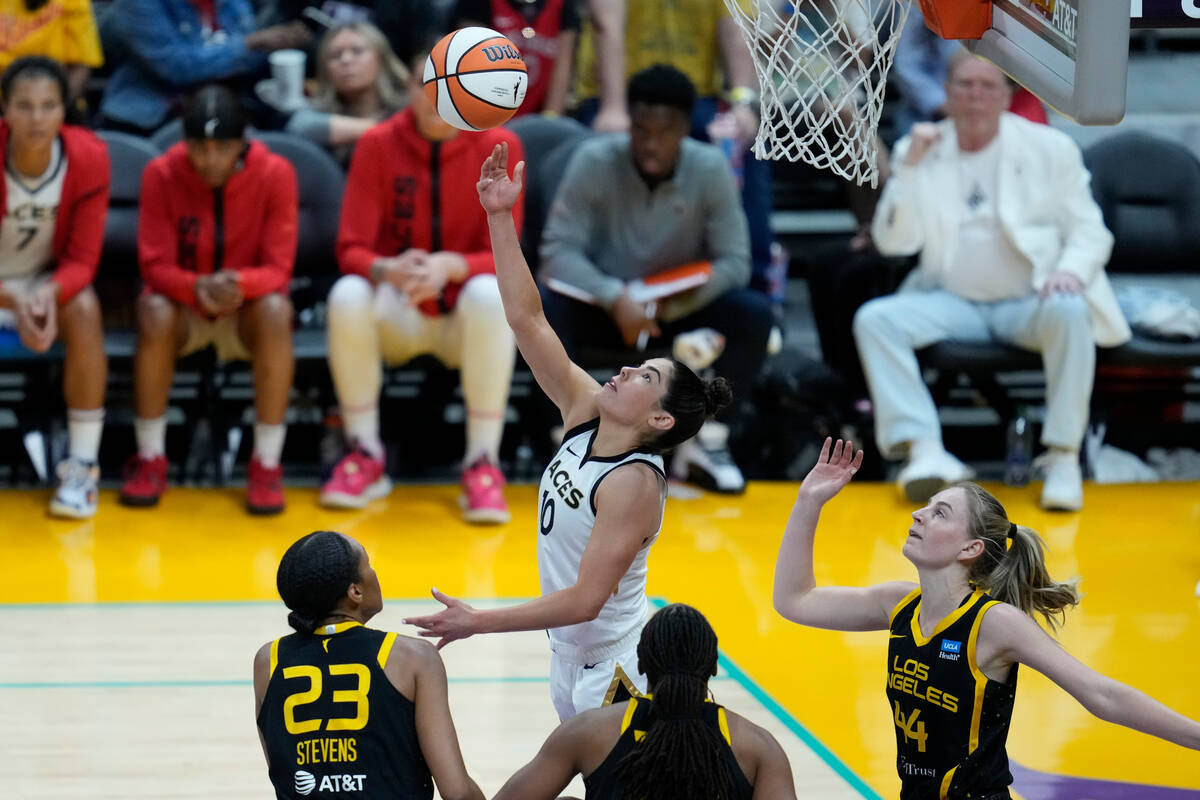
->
<box><xmin>895</xmin><ymin>449</ymin><xmax>974</xmax><ymax>504</ymax></box>
<box><xmin>49</xmin><ymin>457</ymin><xmax>99</xmax><ymax>519</ymax></box>
<box><xmin>671</xmin><ymin>421</ymin><xmax>745</xmax><ymax>494</ymax></box>
<box><xmin>1036</xmin><ymin>450</ymin><xmax>1083</xmax><ymax>511</ymax></box>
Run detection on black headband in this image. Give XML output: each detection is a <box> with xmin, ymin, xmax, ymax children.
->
<box><xmin>1008</xmin><ymin>522</ymin><xmax>1017</xmax><ymax>540</ymax></box>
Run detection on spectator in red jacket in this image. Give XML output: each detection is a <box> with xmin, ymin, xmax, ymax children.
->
<box><xmin>122</xmin><ymin>85</ymin><xmax>298</xmax><ymax>515</ymax></box>
<box><xmin>321</xmin><ymin>51</ymin><xmax>523</xmax><ymax>523</ymax></box>
<box><xmin>0</xmin><ymin>57</ymin><xmax>109</xmax><ymax>519</ymax></box>
<box><xmin>452</xmin><ymin>0</ymin><xmax>580</xmax><ymax>117</ymax></box>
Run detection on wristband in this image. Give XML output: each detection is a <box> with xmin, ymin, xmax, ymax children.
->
<box><xmin>726</xmin><ymin>86</ymin><xmax>759</xmax><ymax>111</ymax></box>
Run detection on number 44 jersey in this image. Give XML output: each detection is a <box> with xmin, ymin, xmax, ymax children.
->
<box><xmin>257</xmin><ymin>622</ymin><xmax>433</xmax><ymax>799</ymax></box>
<box><xmin>886</xmin><ymin>589</ymin><xmax>1019</xmax><ymax>800</ymax></box>
<box><xmin>536</xmin><ymin>419</ymin><xmax>666</xmax><ymax>661</ymax></box>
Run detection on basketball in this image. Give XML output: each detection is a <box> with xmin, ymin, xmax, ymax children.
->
<box><xmin>422</xmin><ymin>27</ymin><xmax>528</xmax><ymax>131</ymax></box>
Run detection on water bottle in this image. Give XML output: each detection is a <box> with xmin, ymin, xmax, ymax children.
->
<box><xmin>1004</xmin><ymin>409</ymin><xmax>1033</xmax><ymax>486</ymax></box>
<box><xmin>767</xmin><ymin>241</ymin><xmax>789</xmax><ymax>312</ymax></box>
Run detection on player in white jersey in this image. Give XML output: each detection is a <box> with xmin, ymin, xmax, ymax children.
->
<box><xmin>407</xmin><ymin>143</ymin><xmax>732</xmax><ymax>720</ymax></box>
<box><xmin>0</xmin><ymin>56</ymin><xmax>109</xmax><ymax>519</ymax></box>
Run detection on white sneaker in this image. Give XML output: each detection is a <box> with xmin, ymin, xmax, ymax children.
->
<box><xmin>671</xmin><ymin>421</ymin><xmax>745</xmax><ymax>494</ymax></box>
<box><xmin>49</xmin><ymin>457</ymin><xmax>99</xmax><ymax>519</ymax></box>
<box><xmin>896</xmin><ymin>449</ymin><xmax>974</xmax><ymax>504</ymax></box>
<box><xmin>1036</xmin><ymin>450</ymin><xmax>1083</xmax><ymax>511</ymax></box>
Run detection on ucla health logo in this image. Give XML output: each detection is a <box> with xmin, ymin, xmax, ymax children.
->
<box><xmin>938</xmin><ymin>639</ymin><xmax>962</xmax><ymax>661</ymax></box>
<box><xmin>294</xmin><ymin>770</ymin><xmax>316</xmax><ymax>795</ymax></box>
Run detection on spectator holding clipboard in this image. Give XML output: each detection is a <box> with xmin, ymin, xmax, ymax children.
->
<box><xmin>539</xmin><ymin>65</ymin><xmax>771</xmax><ymax>495</ymax></box>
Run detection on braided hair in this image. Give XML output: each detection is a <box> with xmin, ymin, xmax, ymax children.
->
<box><xmin>276</xmin><ymin>531</ymin><xmax>362</xmax><ymax>634</ymax></box>
<box><xmin>616</xmin><ymin>604</ymin><xmax>738</xmax><ymax>799</ymax></box>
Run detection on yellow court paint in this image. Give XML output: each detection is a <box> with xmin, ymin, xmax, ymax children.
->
<box><xmin>1</xmin><ymin>480</ymin><xmax>1198</xmax><ymax>796</ymax></box>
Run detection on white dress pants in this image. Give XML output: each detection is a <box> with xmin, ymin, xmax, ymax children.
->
<box><xmin>852</xmin><ymin>290</ymin><xmax>1095</xmax><ymax>458</ymax></box>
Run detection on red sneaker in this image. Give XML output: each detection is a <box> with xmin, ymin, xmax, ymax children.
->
<box><xmin>247</xmin><ymin>456</ymin><xmax>285</xmax><ymax>515</ymax></box>
<box><xmin>459</xmin><ymin>456</ymin><xmax>510</xmax><ymax>524</ymax></box>
<box><xmin>319</xmin><ymin>449</ymin><xmax>391</xmax><ymax>509</ymax></box>
<box><xmin>120</xmin><ymin>454</ymin><xmax>168</xmax><ymax>507</ymax></box>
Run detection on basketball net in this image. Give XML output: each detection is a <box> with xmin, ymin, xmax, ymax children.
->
<box><xmin>723</xmin><ymin>0</ymin><xmax>913</xmax><ymax>186</ymax></box>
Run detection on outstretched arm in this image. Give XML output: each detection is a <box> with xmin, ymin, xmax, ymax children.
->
<box><xmin>406</xmin><ymin>464</ymin><xmax>662</xmax><ymax>648</ymax></box>
<box><xmin>980</xmin><ymin>603</ymin><xmax>1200</xmax><ymax>750</ymax></box>
<box><xmin>774</xmin><ymin>438</ymin><xmax>914</xmax><ymax>631</ymax></box>
<box><xmin>478</xmin><ymin>143</ymin><xmax>600</xmax><ymax>422</ymax></box>
<box><xmin>492</xmin><ymin>713</ymin><xmax>593</xmax><ymax>800</ymax></box>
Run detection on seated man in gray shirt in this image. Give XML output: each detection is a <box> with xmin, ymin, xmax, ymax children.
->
<box><xmin>539</xmin><ymin>64</ymin><xmax>772</xmax><ymax>494</ymax></box>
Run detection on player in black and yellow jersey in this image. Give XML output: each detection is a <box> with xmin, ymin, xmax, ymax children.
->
<box><xmin>774</xmin><ymin>439</ymin><xmax>1200</xmax><ymax>799</ymax></box>
<box><xmin>492</xmin><ymin>604</ymin><xmax>797</xmax><ymax>800</ymax></box>
<box><xmin>253</xmin><ymin>531</ymin><xmax>484</xmax><ymax>800</ymax></box>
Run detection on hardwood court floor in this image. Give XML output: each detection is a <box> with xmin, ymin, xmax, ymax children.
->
<box><xmin>1</xmin><ymin>480</ymin><xmax>1198</xmax><ymax>798</ymax></box>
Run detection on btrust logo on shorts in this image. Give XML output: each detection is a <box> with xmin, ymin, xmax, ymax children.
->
<box><xmin>295</xmin><ymin>770</ymin><xmax>368</xmax><ymax>794</ymax></box>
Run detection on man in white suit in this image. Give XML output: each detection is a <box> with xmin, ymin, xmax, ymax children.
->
<box><xmin>854</xmin><ymin>51</ymin><xmax>1130</xmax><ymax>511</ymax></box>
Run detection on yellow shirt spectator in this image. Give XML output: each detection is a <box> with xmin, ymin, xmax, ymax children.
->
<box><xmin>0</xmin><ymin>0</ymin><xmax>103</xmax><ymax>75</ymax></box>
<box><xmin>575</xmin><ymin>0</ymin><xmax>731</xmax><ymax>101</ymax></box>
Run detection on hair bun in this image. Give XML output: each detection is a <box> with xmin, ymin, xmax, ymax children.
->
<box><xmin>703</xmin><ymin>377</ymin><xmax>733</xmax><ymax>418</ymax></box>
<box><xmin>287</xmin><ymin>610</ymin><xmax>316</xmax><ymax>634</ymax></box>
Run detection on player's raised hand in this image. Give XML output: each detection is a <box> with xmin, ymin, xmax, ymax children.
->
<box><xmin>403</xmin><ymin>588</ymin><xmax>479</xmax><ymax>650</ymax></box>
<box><xmin>477</xmin><ymin>142</ymin><xmax>524</xmax><ymax>215</ymax></box>
<box><xmin>798</xmin><ymin>437</ymin><xmax>863</xmax><ymax>506</ymax></box>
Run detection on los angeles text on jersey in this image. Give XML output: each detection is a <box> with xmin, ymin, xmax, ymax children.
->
<box><xmin>887</xmin><ymin>657</ymin><xmax>959</xmax><ymax>712</ymax></box>
<box><xmin>297</xmin><ymin>736</ymin><xmax>358</xmax><ymax>765</ymax></box>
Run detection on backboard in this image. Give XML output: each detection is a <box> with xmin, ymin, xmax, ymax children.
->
<box><xmin>961</xmin><ymin>0</ymin><xmax>1130</xmax><ymax>124</ymax></box>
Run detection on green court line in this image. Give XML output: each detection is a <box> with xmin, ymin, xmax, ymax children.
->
<box><xmin>649</xmin><ymin>597</ymin><xmax>882</xmax><ymax>800</ymax></box>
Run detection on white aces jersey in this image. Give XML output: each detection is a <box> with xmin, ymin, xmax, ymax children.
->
<box><xmin>536</xmin><ymin>418</ymin><xmax>667</xmax><ymax>661</ymax></box>
<box><xmin>1</xmin><ymin>138</ymin><xmax>65</xmax><ymax>281</ymax></box>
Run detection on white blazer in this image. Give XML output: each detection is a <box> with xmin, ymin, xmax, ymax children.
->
<box><xmin>872</xmin><ymin>113</ymin><xmax>1131</xmax><ymax>347</ymax></box>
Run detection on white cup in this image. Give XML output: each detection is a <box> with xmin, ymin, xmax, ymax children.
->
<box><xmin>269</xmin><ymin>49</ymin><xmax>306</xmax><ymax>108</ymax></box>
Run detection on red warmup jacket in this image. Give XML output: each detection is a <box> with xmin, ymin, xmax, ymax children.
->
<box><xmin>138</xmin><ymin>140</ymin><xmax>298</xmax><ymax>312</ymax></box>
<box><xmin>337</xmin><ymin>108</ymin><xmax>524</xmax><ymax>316</ymax></box>
<box><xmin>486</xmin><ymin>0</ymin><xmax>568</xmax><ymax>115</ymax></box>
<box><xmin>0</xmin><ymin>121</ymin><xmax>110</xmax><ymax>304</ymax></box>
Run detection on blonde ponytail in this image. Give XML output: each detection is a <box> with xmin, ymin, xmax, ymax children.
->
<box><xmin>953</xmin><ymin>482</ymin><xmax>1080</xmax><ymax>631</ymax></box>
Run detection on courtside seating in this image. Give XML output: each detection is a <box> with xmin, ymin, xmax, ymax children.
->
<box><xmin>915</xmin><ymin>130</ymin><xmax>1200</xmax><ymax>459</ymax></box>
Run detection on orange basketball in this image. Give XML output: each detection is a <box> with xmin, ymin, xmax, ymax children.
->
<box><xmin>422</xmin><ymin>27</ymin><xmax>528</xmax><ymax>131</ymax></box>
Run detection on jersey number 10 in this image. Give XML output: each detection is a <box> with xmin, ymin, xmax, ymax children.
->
<box><xmin>283</xmin><ymin>664</ymin><xmax>371</xmax><ymax>735</ymax></box>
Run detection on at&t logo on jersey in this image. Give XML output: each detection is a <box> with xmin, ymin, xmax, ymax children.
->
<box><xmin>939</xmin><ymin>639</ymin><xmax>962</xmax><ymax>661</ymax></box>
<box><xmin>294</xmin><ymin>770</ymin><xmax>367</xmax><ymax>795</ymax></box>
<box><xmin>294</xmin><ymin>770</ymin><xmax>316</xmax><ymax>795</ymax></box>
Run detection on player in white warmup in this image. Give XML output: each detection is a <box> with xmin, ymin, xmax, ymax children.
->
<box><xmin>407</xmin><ymin>143</ymin><xmax>731</xmax><ymax>720</ymax></box>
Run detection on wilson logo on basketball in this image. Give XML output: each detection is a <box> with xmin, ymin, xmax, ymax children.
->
<box><xmin>294</xmin><ymin>770</ymin><xmax>316</xmax><ymax>795</ymax></box>
<box><xmin>480</xmin><ymin>44</ymin><xmax>522</xmax><ymax>63</ymax></box>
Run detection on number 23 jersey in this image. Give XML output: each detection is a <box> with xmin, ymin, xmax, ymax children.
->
<box><xmin>536</xmin><ymin>419</ymin><xmax>666</xmax><ymax>655</ymax></box>
<box><xmin>257</xmin><ymin>622</ymin><xmax>432</xmax><ymax>799</ymax></box>
<box><xmin>886</xmin><ymin>588</ymin><xmax>1018</xmax><ymax>800</ymax></box>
